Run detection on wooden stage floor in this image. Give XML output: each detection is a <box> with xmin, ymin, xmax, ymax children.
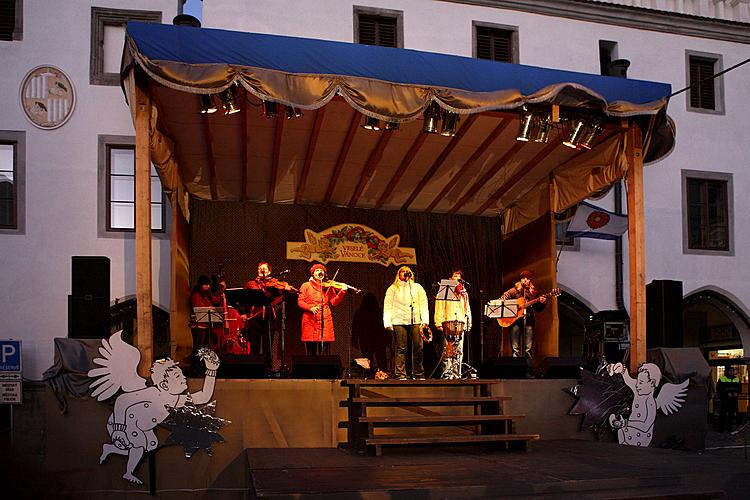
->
<box><xmin>247</xmin><ymin>440</ymin><xmax>745</xmax><ymax>499</ymax></box>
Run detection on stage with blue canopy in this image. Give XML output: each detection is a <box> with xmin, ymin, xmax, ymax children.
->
<box><xmin>119</xmin><ymin>21</ymin><xmax>672</xmax><ymax>369</ymax></box>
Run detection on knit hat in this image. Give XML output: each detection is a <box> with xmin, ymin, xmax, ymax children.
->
<box><xmin>310</xmin><ymin>263</ymin><xmax>327</xmax><ymax>275</ymax></box>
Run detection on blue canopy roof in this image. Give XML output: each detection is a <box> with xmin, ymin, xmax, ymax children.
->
<box><xmin>125</xmin><ymin>21</ymin><xmax>671</xmax><ymax>106</ymax></box>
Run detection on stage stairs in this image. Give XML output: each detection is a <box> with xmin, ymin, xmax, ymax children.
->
<box><xmin>340</xmin><ymin>379</ymin><xmax>540</xmax><ymax>456</ymax></box>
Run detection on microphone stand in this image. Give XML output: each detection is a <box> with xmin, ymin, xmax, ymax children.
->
<box><xmin>319</xmin><ymin>277</ymin><xmax>325</xmax><ymax>355</ymax></box>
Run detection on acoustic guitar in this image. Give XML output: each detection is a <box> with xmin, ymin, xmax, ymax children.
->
<box><xmin>496</xmin><ymin>288</ymin><xmax>562</xmax><ymax>328</ymax></box>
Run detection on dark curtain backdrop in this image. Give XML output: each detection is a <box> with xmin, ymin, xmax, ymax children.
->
<box><xmin>189</xmin><ymin>201</ymin><xmax>506</xmax><ymax>373</ymax></box>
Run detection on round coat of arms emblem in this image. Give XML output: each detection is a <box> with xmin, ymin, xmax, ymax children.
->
<box><xmin>19</xmin><ymin>65</ymin><xmax>76</xmax><ymax>129</ymax></box>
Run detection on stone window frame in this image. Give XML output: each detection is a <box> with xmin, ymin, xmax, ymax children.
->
<box><xmin>353</xmin><ymin>5</ymin><xmax>404</xmax><ymax>48</ymax></box>
<box><xmin>97</xmin><ymin>135</ymin><xmax>169</xmax><ymax>239</ymax></box>
<box><xmin>90</xmin><ymin>7</ymin><xmax>161</xmax><ymax>86</ymax></box>
<box><xmin>681</xmin><ymin>169</ymin><xmax>733</xmax><ymax>256</ymax></box>
<box><xmin>472</xmin><ymin>20</ymin><xmax>519</xmax><ymax>64</ymax></box>
<box><xmin>685</xmin><ymin>49</ymin><xmax>725</xmax><ymax>116</ymax></box>
<box><xmin>0</xmin><ymin>130</ymin><xmax>25</xmax><ymax>235</ymax></box>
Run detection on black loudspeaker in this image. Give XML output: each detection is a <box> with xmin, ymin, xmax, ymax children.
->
<box><xmin>68</xmin><ymin>296</ymin><xmax>110</xmax><ymax>339</ymax></box>
<box><xmin>479</xmin><ymin>357</ymin><xmax>527</xmax><ymax>379</ymax></box>
<box><xmin>542</xmin><ymin>357</ymin><xmax>584</xmax><ymax>379</ymax></box>
<box><xmin>291</xmin><ymin>355</ymin><xmax>342</xmax><ymax>379</ymax></box>
<box><xmin>72</xmin><ymin>256</ymin><xmax>110</xmax><ymax>299</ymax></box>
<box><xmin>646</xmin><ymin>280</ymin><xmax>683</xmax><ymax>349</ymax></box>
<box><xmin>218</xmin><ymin>354</ymin><xmax>268</xmax><ymax>379</ymax></box>
<box><xmin>69</xmin><ymin>256</ymin><xmax>111</xmax><ymax>339</ymax></box>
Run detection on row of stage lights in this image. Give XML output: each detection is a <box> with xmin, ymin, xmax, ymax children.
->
<box><xmin>516</xmin><ymin>108</ymin><xmax>603</xmax><ymax>150</ymax></box>
<box><xmin>200</xmin><ymin>88</ymin><xmax>601</xmax><ymax>149</ymax></box>
<box><xmin>199</xmin><ymin>86</ymin><xmax>303</xmax><ymax>119</ymax></box>
<box><xmin>362</xmin><ymin>103</ymin><xmax>460</xmax><ymax>137</ymax></box>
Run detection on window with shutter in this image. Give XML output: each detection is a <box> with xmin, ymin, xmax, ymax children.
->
<box><xmin>473</xmin><ymin>22</ymin><xmax>518</xmax><ymax>63</ymax></box>
<box><xmin>357</xmin><ymin>13</ymin><xmax>398</xmax><ymax>47</ymax></box>
<box><xmin>353</xmin><ymin>6</ymin><xmax>402</xmax><ymax>48</ymax></box>
<box><xmin>685</xmin><ymin>51</ymin><xmax>723</xmax><ymax>114</ymax></box>
<box><xmin>689</xmin><ymin>56</ymin><xmax>716</xmax><ymax>110</ymax></box>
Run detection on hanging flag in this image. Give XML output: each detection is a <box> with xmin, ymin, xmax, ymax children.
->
<box><xmin>566</xmin><ymin>201</ymin><xmax>628</xmax><ymax>240</ymax></box>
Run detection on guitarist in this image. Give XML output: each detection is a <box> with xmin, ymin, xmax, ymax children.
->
<box><xmin>500</xmin><ymin>270</ymin><xmax>546</xmax><ymax>374</ymax></box>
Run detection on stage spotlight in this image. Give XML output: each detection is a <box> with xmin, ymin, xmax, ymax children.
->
<box><xmin>384</xmin><ymin>121</ymin><xmax>400</xmax><ymax>131</ymax></box>
<box><xmin>219</xmin><ymin>87</ymin><xmax>241</xmax><ymax>115</ymax></box>
<box><xmin>563</xmin><ymin>119</ymin><xmax>587</xmax><ymax>149</ymax></box>
<box><xmin>199</xmin><ymin>94</ymin><xmax>218</xmax><ymax>114</ymax></box>
<box><xmin>423</xmin><ymin>102</ymin><xmax>441</xmax><ymax>134</ymax></box>
<box><xmin>262</xmin><ymin>100</ymin><xmax>278</xmax><ymax>118</ymax></box>
<box><xmin>440</xmin><ymin>111</ymin><xmax>460</xmax><ymax>137</ymax></box>
<box><xmin>285</xmin><ymin>106</ymin><xmax>302</xmax><ymax>119</ymax></box>
<box><xmin>534</xmin><ymin>115</ymin><xmax>552</xmax><ymax>143</ymax></box>
<box><xmin>362</xmin><ymin>116</ymin><xmax>381</xmax><ymax>130</ymax></box>
<box><xmin>516</xmin><ymin>111</ymin><xmax>534</xmax><ymax>142</ymax></box>
<box><xmin>577</xmin><ymin>122</ymin><xmax>602</xmax><ymax>150</ymax></box>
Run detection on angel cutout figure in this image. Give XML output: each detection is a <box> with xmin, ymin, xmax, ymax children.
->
<box><xmin>87</xmin><ymin>331</ymin><xmax>220</xmax><ymax>484</ymax></box>
<box><xmin>606</xmin><ymin>362</ymin><xmax>689</xmax><ymax>447</ymax></box>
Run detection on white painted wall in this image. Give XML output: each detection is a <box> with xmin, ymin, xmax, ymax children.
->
<box><xmin>205</xmin><ymin>0</ymin><xmax>750</xmax><ymax>317</ymax></box>
<box><xmin>0</xmin><ymin>0</ymin><xmax>176</xmax><ymax>379</ymax></box>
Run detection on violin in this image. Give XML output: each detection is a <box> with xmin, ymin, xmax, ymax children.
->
<box><xmin>262</xmin><ymin>278</ymin><xmax>299</xmax><ymax>293</ymax></box>
<box><xmin>321</xmin><ymin>280</ymin><xmax>361</xmax><ymax>294</ymax></box>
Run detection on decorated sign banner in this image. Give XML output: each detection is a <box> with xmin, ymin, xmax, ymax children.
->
<box><xmin>287</xmin><ymin>224</ymin><xmax>416</xmax><ymax>266</ymax></box>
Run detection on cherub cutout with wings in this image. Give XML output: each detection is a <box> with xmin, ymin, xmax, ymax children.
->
<box><xmin>87</xmin><ymin>331</ymin><xmax>220</xmax><ymax>484</ymax></box>
<box><xmin>606</xmin><ymin>362</ymin><xmax>689</xmax><ymax>447</ymax></box>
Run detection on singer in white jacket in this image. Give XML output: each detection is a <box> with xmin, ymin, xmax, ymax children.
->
<box><xmin>383</xmin><ymin>266</ymin><xmax>429</xmax><ymax>380</ymax></box>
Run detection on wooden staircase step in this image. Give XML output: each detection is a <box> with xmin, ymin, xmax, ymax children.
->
<box><xmin>364</xmin><ymin>433</ymin><xmax>540</xmax><ymax>456</ymax></box>
<box><xmin>348</xmin><ymin>396</ymin><xmax>509</xmax><ymax>405</ymax></box>
<box><xmin>358</xmin><ymin>414</ymin><xmax>524</xmax><ymax>424</ymax></box>
<box><xmin>343</xmin><ymin>379</ymin><xmax>501</xmax><ymax>386</ymax></box>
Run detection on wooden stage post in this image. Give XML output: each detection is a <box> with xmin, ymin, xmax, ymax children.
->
<box><xmin>626</xmin><ymin>125</ymin><xmax>646</xmax><ymax>371</ymax></box>
<box><xmin>135</xmin><ymin>77</ymin><xmax>153</xmax><ymax>375</ymax></box>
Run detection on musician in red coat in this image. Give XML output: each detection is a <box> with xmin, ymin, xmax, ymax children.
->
<box><xmin>298</xmin><ymin>264</ymin><xmax>347</xmax><ymax>355</ymax></box>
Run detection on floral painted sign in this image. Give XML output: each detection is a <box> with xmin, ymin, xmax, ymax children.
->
<box><xmin>286</xmin><ymin>224</ymin><xmax>416</xmax><ymax>266</ymax></box>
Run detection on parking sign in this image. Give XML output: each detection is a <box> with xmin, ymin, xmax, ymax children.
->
<box><xmin>0</xmin><ymin>340</ymin><xmax>21</xmax><ymax>373</ymax></box>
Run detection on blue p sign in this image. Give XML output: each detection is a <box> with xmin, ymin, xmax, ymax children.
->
<box><xmin>0</xmin><ymin>340</ymin><xmax>21</xmax><ymax>372</ymax></box>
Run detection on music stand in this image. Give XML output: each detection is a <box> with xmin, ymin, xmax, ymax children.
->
<box><xmin>435</xmin><ymin>279</ymin><xmax>461</xmax><ymax>301</ymax></box>
<box><xmin>192</xmin><ymin>307</ymin><xmax>225</xmax><ymax>324</ymax></box>
<box><xmin>484</xmin><ymin>299</ymin><xmax>519</xmax><ymax>358</ymax></box>
<box><xmin>484</xmin><ymin>299</ymin><xmax>518</xmax><ymax>319</ymax></box>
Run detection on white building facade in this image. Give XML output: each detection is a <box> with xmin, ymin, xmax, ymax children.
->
<box><xmin>1</xmin><ymin>0</ymin><xmax>748</xmax><ymax>378</ymax></box>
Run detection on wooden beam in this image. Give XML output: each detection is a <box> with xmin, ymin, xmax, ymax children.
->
<box><xmin>134</xmin><ymin>79</ymin><xmax>153</xmax><ymax>376</ymax></box>
<box><xmin>323</xmin><ymin>110</ymin><xmax>359</xmax><ymax>205</ymax></box>
<box><xmin>425</xmin><ymin>118</ymin><xmax>509</xmax><ymax>213</ymax></box>
<box><xmin>202</xmin><ymin>111</ymin><xmax>218</xmax><ymax>201</ymax></box>
<box><xmin>267</xmin><ymin>112</ymin><xmax>285</xmax><ymax>204</ymax></box>
<box><xmin>240</xmin><ymin>89</ymin><xmax>249</xmax><ymax>202</ymax></box>
<box><xmin>375</xmin><ymin>131</ymin><xmax>427</xmax><ymax>209</ymax></box>
<box><xmin>472</xmin><ymin>140</ymin><xmax>559</xmax><ymax>216</ymax></box>
<box><xmin>401</xmin><ymin>115</ymin><xmax>478</xmax><ymax>210</ymax></box>
<box><xmin>447</xmin><ymin>140</ymin><xmax>525</xmax><ymax>215</ymax></box>
<box><xmin>348</xmin><ymin>129</ymin><xmax>394</xmax><ymax>208</ymax></box>
<box><xmin>626</xmin><ymin>125</ymin><xmax>646</xmax><ymax>372</ymax></box>
<box><xmin>295</xmin><ymin>107</ymin><xmax>326</xmax><ymax>204</ymax></box>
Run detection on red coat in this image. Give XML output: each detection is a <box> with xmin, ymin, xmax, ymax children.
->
<box><xmin>298</xmin><ymin>279</ymin><xmax>346</xmax><ymax>342</ymax></box>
